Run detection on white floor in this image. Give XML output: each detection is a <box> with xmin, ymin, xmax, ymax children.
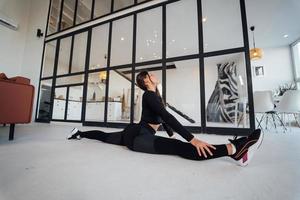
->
<box><xmin>0</xmin><ymin>123</ymin><xmax>300</xmax><ymax>200</ymax></box>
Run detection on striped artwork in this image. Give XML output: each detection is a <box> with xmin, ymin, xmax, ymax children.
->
<box><xmin>207</xmin><ymin>62</ymin><xmax>239</xmax><ymax>123</ymax></box>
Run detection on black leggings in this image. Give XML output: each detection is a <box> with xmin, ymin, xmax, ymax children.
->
<box><xmin>78</xmin><ymin>123</ymin><xmax>229</xmax><ymax>161</ymax></box>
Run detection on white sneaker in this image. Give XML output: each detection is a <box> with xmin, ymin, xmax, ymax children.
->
<box><xmin>67</xmin><ymin>128</ymin><xmax>81</xmax><ymax>140</ymax></box>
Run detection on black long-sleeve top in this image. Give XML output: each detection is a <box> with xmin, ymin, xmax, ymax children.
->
<box><xmin>140</xmin><ymin>90</ymin><xmax>194</xmax><ymax>142</ymax></box>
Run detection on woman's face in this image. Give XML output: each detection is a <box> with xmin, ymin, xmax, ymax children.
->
<box><xmin>144</xmin><ymin>73</ymin><xmax>159</xmax><ymax>89</ymax></box>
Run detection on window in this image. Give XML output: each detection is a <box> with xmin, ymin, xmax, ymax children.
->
<box><xmin>166</xmin><ymin>0</ymin><xmax>198</xmax><ymax>58</ymax></box>
<box><xmin>93</xmin><ymin>0</ymin><xmax>111</xmax><ymax>18</ymax></box>
<box><xmin>166</xmin><ymin>59</ymin><xmax>201</xmax><ymax>126</ymax></box>
<box><xmin>37</xmin><ymin>79</ymin><xmax>53</xmax><ymax>120</ymax></box>
<box><xmin>57</xmin><ymin>36</ymin><xmax>72</xmax><ymax>75</ymax></box>
<box><xmin>76</xmin><ymin>0</ymin><xmax>92</xmax><ymax>25</ymax></box>
<box><xmin>136</xmin><ymin>7</ymin><xmax>162</xmax><ymax>62</ymax></box>
<box><xmin>110</xmin><ymin>16</ymin><xmax>133</xmax><ymax>66</ymax></box>
<box><xmin>85</xmin><ymin>71</ymin><xmax>107</xmax><ymax>122</ymax></box>
<box><xmin>89</xmin><ymin>24</ymin><xmax>110</xmax><ymax>70</ymax></box>
<box><xmin>202</xmin><ymin>0</ymin><xmax>243</xmax><ymax>52</ymax></box>
<box><xmin>71</xmin><ymin>32</ymin><xmax>88</xmax><ymax>73</ymax></box>
<box><xmin>114</xmin><ymin>0</ymin><xmax>134</xmax><ymax>11</ymax></box>
<box><xmin>47</xmin><ymin>0</ymin><xmax>62</xmax><ymax>34</ymax></box>
<box><xmin>42</xmin><ymin>41</ymin><xmax>57</xmax><ymax>78</ymax></box>
<box><xmin>60</xmin><ymin>0</ymin><xmax>76</xmax><ymax>30</ymax></box>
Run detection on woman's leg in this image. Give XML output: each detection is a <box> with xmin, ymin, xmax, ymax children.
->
<box><xmin>153</xmin><ymin>136</ymin><xmax>228</xmax><ymax>160</ymax></box>
<box><xmin>130</xmin><ymin>128</ymin><xmax>228</xmax><ymax>160</ymax></box>
<box><xmin>77</xmin><ymin>130</ymin><xmax>125</xmax><ymax>145</ymax></box>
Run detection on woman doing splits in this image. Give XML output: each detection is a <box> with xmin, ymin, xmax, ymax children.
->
<box><xmin>68</xmin><ymin>71</ymin><xmax>262</xmax><ymax>166</ymax></box>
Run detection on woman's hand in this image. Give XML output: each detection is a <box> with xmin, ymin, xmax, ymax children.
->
<box><xmin>190</xmin><ymin>137</ymin><xmax>216</xmax><ymax>158</ymax></box>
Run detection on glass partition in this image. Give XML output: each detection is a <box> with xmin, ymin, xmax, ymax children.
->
<box><xmin>136</xmin><ymin>7</ymin><xmax>162</xmax><ymax>62</ymax></box>
<box><xmin>107</xmin><ymin>67</ymin><xmax>132</xmax><ymax>123</ymax></box>
<box><xmin>110</xmin><ymin>16</ymin><xmax>133</xmax><ymax>66</ymax></box>
<box><xmin>52</xmin><ymin>87</ymin><xmax>67</xmax><ymax>119</ymax></box>
<box><xmin>166</xmin><ymin>0</ymin><xmax>198</xmax><ymax>58</ymax></box>
<box><xmin>37</xmin><ymin>79</ymin><xmax>53</xmax><ymax>120</ymax></box>
<box><xmin>114</xmin><ymin>0</ymin><xmax>134</xmax><ymax>11</ymax></box>
<box><xmin>47</xmin><ymin>0</ymin><xmax>62</xmax><ymax>34</ymax></box>
<box><xmin>94</xmin><ymin>0</ymin><xmax>111</xmax><ymax>18</ymax></box>
<box><xmin>202</xmin><ymin>0</ymin><xmax>244</xmax><ymax>52</ymax></box>
<box><xmin>89</xmin><ymin>24</ymin><xmax>109</xmax><ymax>70</ymax></box>
<box><xmin>57</xmin><ymin>36</ymin><xmax>72</xmax><ymax>75</ymax></box>
<box><xmin>166</xmin><ymin>59</ymin><xmax>201</xmax><ymax>126</ymax></box>
<box><xmin>60</xmin><ymin>0</ymin><xmax>76</xmax><ymax>30</ymax></box>
<box><xmin>85</xmin><ymin>71</ymin><xmax>107</xmax><ymax>121</ymax></box>
<box><xmin>76</xmin><ymin>0</ymin><xmax>92</xmax><ymax>25</ymax></box>
<box><xmin>42</xmin><ymin>41</ymin><xmax>57</xmax><ymax>78</ymax></box>
<box><xmin>67</xmin><ymin>86</ymin><xmax>84</xmax><ymax>120</ymax></box>
<box><xmin>71</xmin><ymin>32</ymin><xmax>88</xmax><ymax>73</ymax></box>
<box><xmin>56</xmin><ymin>74</ymin><xmax>84</xmax><ymax>86</ymax></box>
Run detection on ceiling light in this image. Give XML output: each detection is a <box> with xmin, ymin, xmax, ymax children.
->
<box><xmin>120</xmin><ymin>37</ymin><xmax>124</xmax><ymax>41</ymax></box>
<box><xmin>172</xmin><ymin>39</ymin><xmax>175</xmax><ymax>42</ymax></box>
<box><xmin>283</xmin><ymin>34</ymin><xmax>289</xmax><ymax>38</ymax></box>
<box><xmin>202</xmin><ymin>17</ymin><xmax>207</xmax><ymax>22</ymax></box>
<box><xmin>140</xmin><ymin>57</ymin><xmax>143</xmax><ymax>60</ymax></box>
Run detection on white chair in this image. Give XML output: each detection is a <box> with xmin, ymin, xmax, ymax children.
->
<box><xmin>275</xmin><ymin>90</ymin><xmax>300</xmax><ymax>128</ymax></box>
<box><xmin>253</xmin><ymin>91</ymin><xmax>285</xmax><ymax>130</ymax></box>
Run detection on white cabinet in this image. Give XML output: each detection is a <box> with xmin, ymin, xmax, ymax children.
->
<box><xmin>52</xmin><ymin>99</ymin><xmax>66</xmax><ymax>119</ymax></box>
<box><xmin>107</xmin><ymin>102</ymin><xmax>122</xmax><ymax>121</ymax></box>
<box><xmin>85</xmin><ymin>102</ymin><xmax>122</xmax><ymax>121</ymax></box>
<box><xmin>67</xmin><ymin>101</ymin><xmax>82</xmax><ymax>120</ymax></box>
<box><xmin>85</xmin><ymin>102</ymin><xmax>105</xmax><ymax>121</ymax></box>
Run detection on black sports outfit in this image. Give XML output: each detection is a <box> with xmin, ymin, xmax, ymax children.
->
<box><xmin>72</xmin><ymin>90</ymin><xmax>230</xmax><ymax>160</ymax></box>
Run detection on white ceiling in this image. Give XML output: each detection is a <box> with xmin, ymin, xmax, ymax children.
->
<box><xmin>246</xmin><ymin>0</ymin><xmax>300</xmax><ymax>48</ymax></box>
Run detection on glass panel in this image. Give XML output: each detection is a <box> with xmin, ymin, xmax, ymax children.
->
<box><xmin>136</xmin><ymin>7</ymin><xmax>162</xmax><ymax>62</ymax></box>
<box><xmin>76</xmin><ymin>0</ymin><xmax>92</xmax><ymax>25</ymax></box>
<box><xmin>47</xmin><ymin>0</ymin><xmax>62</xmax><ymax>34</ymax></box>
<box><xmin>202</xmin><ymin>0</ymin><xmax>244</xmax><ymax>52</ymax></box>
<box><xmin>205</xmin><ymin>53</ymin><xmax>249</xmax><ymax>128</ymax></box>
<box><xmin>134</xmin><ymin>64</ymin><xmax>163</xmax><ymax>123</ymax></box>
<box><xmin>71</xmin><ymin>32</ymin><xmax>88</xmax><ymax>73</ymax></box>
<box><xmin>61</xmin><ymin>0</ymin><xmax>76</xmax><ymax>30</ymax></box>
<box><xmin>42</xmin><ymin>41</ymin><xmax>57</xmax><ymax>78</ymax></box>
<box><xmin>107</xmin><ymin>67</ymin><xmax>132</xmax><ymax>123</ymax></box>
<box><xmin>52</xmin><ymin>87</ymin><xmax>67</xmax><ymax>119</ymax></box>
<box><xmin>166</xmin><ymin>59</ymin><xmax>201</xmax><ymax>126</ymax></box>
<box><xmin>292</xmin><ymin>42</ymin><xmax>300</xmax><ymax>79</ymax></box>
<box><xmin>89</xmin><ymin>24</ymin><xmax>109</xmax><ymax>70</ymax></box>
<box><xmin>111</xmin><ymin>16</ymin><xmax>133</xmax><ymax>66</ymax></box>
<box><xmin>56</xmin><ymin>75</ymin><xmax>84</xmax><ymax>86</ymax></box>
<box><xmin>85</xmin><ymin>71</ymin><xmax>107</xmax><ymax>121</ymax></box>
<box><xmin>67</xmin><ymin>86</ymin><xmax>83</xmax><ymax>120</ymax></box>
<box><xmin>57</xmin><ymin>36</ymin><xmax>72</xmax><ymax>75</ymax></box>
<box><xmin>37</xmin><ymin>79</ymin><xmax>53</xmax><ymax>120</ymax></box>
<box><xmin>297</xmin><ymin>82</ymin><xmax>300</xmax><ymax>90</ymax></box>
<box><xmin>166</xmin><ymin>0</ymin><xmax>198</xmax><ymax>58</ymax></box>
<box><xmin>114</xmin><ymin>0</ymin><xmax>134</xmax><ymax>11</ymax></box>
<box><xmin>94</xmin><ymin>0</ymin><xmax>111</xmax><ymax>18</ymax></box>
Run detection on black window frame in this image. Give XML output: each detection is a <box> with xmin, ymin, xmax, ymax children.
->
<box><xmin>37</xmin><ymin>0</ymin><xmax>255</xmax><ymax>136</ymax></box>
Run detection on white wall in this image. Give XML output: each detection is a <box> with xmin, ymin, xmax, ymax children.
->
<box><xmin>0</xmin><ymin>0</ymin><xmax>49</xmax><ymax>122</ymax></box>
<box><xmin>251</xmin><ymin>46</ymin><xmax>294</xmax><ymax>92</ymax></box>
<box><xmin>0</xmin><ymin>0</ymin><xmax>31</xmax><ymax>76</ymax></box>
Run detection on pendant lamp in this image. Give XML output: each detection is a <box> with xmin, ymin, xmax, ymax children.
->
<box><xmin>250</xmin><ymin>26</ymin><xmax>263</xmax><ymax>60</ymax></box>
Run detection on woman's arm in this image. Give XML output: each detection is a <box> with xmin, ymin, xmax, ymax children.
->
<box><xmin>144</xmin><ymin>92</ymin><xmax>194</xmax><ymax>142</ymax></box>
<box><xmin>162</xmin><ymin>122</ymin><xmax>174</xmax><ymax>137</ymax></box>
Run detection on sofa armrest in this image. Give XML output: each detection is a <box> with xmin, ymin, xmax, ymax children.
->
<box><xmin>0</xmin><ymin>81</ymin><xmax>35</xmax><ymax>124</ymax></box>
